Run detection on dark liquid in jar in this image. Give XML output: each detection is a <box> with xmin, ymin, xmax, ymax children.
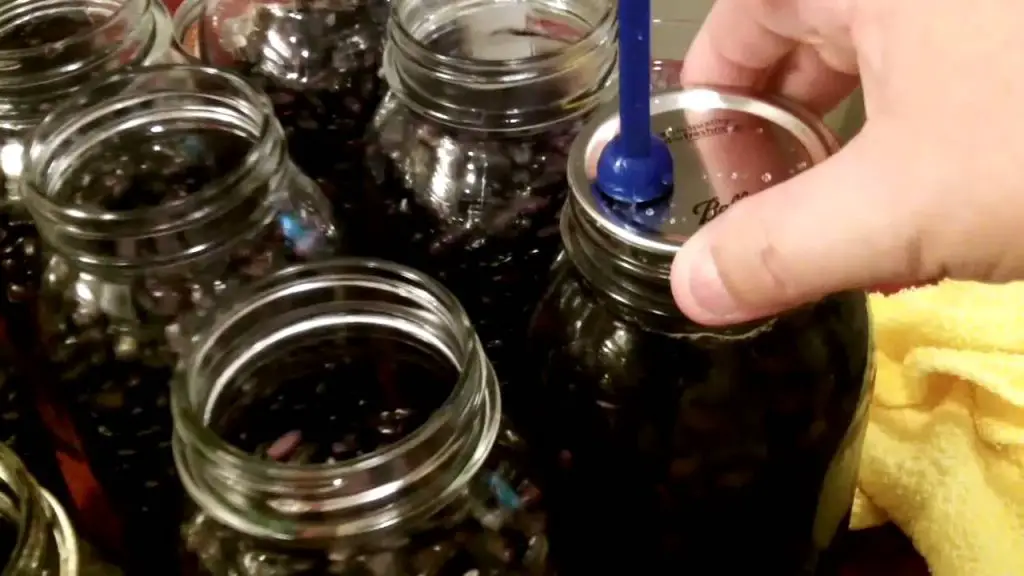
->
<box><xmin>199</xmin><ymin>4</ymin><xmax>386</xmax><ymax>229</ymax></box>
<box><xmin>185</xmin><ymin>336</ymin><xmax>551</xmax><ymax>575</ymax></box>
<box><xmin>509</xmin><ymin>264</ymin><xmax>872</xmax><ymax>575</ymax></box>
<box><xmin>34</xmin><ymin>129</ymin><xmax>256</xmax><ymax>569</ymax></box>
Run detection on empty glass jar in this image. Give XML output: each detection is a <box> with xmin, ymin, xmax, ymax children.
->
<box><xmin>195</xmin><ymin>0</ymin><xmax>389</xmax><ymax>221</ymax></box>
<box><xmin>360</xmin><ymin>0</ymin><xmax>618</xmax><ymax>377</ymax></box>
<box><xmin>174</xmin><ymin>260</ymin><xmax>550</xmax><ymax>576</ymax></box>
<box><xmin>507</xmin><ymin>88</ymin><xmax>874</xmax><ymax>575</ymax></box>
<box><xmin>21</xmin><ymin>65</ymin><xmax>341</xmax><ymax>572</ymax></box>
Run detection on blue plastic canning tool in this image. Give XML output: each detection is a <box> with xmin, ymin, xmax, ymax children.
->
<box><xmin>595</xmin><ymin>0</ymin><xmax>673</xmax><ymax>203</ymax></box>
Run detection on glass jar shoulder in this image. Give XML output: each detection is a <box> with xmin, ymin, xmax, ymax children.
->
<box><xmin>184</xmin><ymin>415</ymin><xmax>550</xmax><ymax>576</ymax></box>
<box><xmin>366</xmin><ymin>96</ymin><xmax>576</xmax><ymax>222</ymax></box>
<box><xmin>524</xmin><ymin>260</ymin><xmax>872</xmax><ymax>408</ymax></box>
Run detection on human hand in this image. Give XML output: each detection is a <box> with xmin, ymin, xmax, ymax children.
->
<box><xmin>670</xmin><ymin>0</ymin><xmax>1024</xmax><ymax>325</ymax></box>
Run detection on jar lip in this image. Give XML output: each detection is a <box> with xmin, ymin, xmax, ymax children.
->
<box><xmin>22</xmin><ymin>63</ymin><xmax>274</xmax><ymax>233</ymax></box>
<box><xmin>0</xmin><ymin>444</ymin><xmax>80</xmax><ymax>576</ymax></box>
<box><xmin>389</xmin><ymin>0</ymin><xmax>616</xmax><ymax>71</ymax></box>
<box><xmin>173</xmin><ymin>259</ymin><xmax>481</xmax><ymax>481</ymax></box>
<box><xmin>0</xmin><ymin>0</ymin><xmax>145</xmax><ymax>61</ymax></box>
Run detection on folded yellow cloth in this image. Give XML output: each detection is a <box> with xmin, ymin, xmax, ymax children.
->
<box><xmin>850</xmin><ymin>280</ymin><xmax>1024</xmax><ymax>576</ymax></box>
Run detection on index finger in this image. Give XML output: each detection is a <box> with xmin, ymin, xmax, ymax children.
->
<box><xmin>682</xmin><ymin>0</ymin><xmax>797</xmax><ymax>88</ymax></box>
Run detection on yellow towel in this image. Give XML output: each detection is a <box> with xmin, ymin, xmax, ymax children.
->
<box><xmin>850</xmin><ymin>280</ymin><xmax>1024</xmax><ymax>576</ymax></box>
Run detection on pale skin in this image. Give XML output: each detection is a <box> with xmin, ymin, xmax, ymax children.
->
<box><xmin>670</xmin><ymin>0</ymin><xmax>1024</xmax><ymax>325</ymax></box>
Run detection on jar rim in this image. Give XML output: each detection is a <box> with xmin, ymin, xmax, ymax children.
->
<box><xmin>0</xmin><ymin>0</ymin><xmax>146</xmax><ymax>61</ymax></box>
<box><xmin>172</xmin><ymin>259</ymin><xmax>501</xmax><ymax>541</ymax></box>
<box><xmin>0</xmin><ymin>444</ymin><xmax>80</xmax><ymax>576</ymax></box>
<box><xmin>389</xmin><ymin>0</ymin><xmax>616</xmax><ymax>71</ymax></box>
<box><xmin>21</xmin><ymin>63</ymin><xmax>275</xmax><ymax>238</ymax></box>
<box><xmin>173</xmin><ymin>258</ymin><xmax>482</xmax><ymax>478</ymax></box>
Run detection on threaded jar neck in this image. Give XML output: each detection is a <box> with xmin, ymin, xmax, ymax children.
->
<box><xmin>384</xmin><ymin>0</ymin><xmax>618</xmax><ymax>132</ymax></box>
<box><xmin>0</xmin><ymin>444</ymin><xmax>79</xmax><ymax>576</ymax></box>
<box><xmin>21</xmin><ymin>64</ymin><xmax>301</xmax><ymax>277</ymax></box>
<box><xmin>0</xmin><ymin>0</ymin><xmax>170</xmax><ymax>130</ymax></box>
<box><xmin>172</xmin><ymin>259</ymin><xmax>501</xmax><ymax>544</ymax></box>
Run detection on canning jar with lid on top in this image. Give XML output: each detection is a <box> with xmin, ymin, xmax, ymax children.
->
<box><xmin>508</xmin><ymin>88</ymin><xmax>874</xmax><ymax>575</ymax></box>
<box><xmin>0</xmin><ymin>0</ymin><xmax>175</xmax><ymax>344</ymax></box>
<box><xmin>195</xmin><ymin>0</ymin><xmax>389</xmax><ymax>223</ymax></box>
<box><xmin>175</xmin><ymin>260</ymin><xmax>550</xmax><ymax>576</ymax></box>
<box><xmin>360</xmin><ymin>0</ymin><xmax>618</xmax><ymax>376</ymax></box>
<box><xmin>21</xmin><ymin>65</ymin><xmax>341</xmax><ymax>572</ymax></box>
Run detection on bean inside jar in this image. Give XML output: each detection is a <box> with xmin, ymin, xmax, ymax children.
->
<box><xmin>21</xmin><ymin>64</ymin><xmax>340</xmax><ymax>571</ymax></box>
<box><xmin>197</xmin><ymin>0</ymin><xmax>388</xmax><ymax>228</ymax></box>
<box><xmin>175</xmin><ymin>260</ymin><xmax>551</xmax><ymax>576</ymax></box>
<box><xmin>361</xmin><ymin>0</ymin><xmax>617</xmax><ymax>377</ymax></box>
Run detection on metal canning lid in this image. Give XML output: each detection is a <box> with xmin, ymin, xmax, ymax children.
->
<box><xmin>568</xmin><ymin>87</ymin><xmax>839</xmax><ymax>258</ymax></box>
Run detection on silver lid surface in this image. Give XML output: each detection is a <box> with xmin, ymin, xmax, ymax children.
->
<box><xmin>567</xmin><ymin>87</ymin><xmax>839</xmax><ymax>256</ymax></box>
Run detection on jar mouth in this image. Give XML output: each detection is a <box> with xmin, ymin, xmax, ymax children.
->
<box><xmin>173</xmin><ymin>259</ymin><xmax>499</xmax><ymax>540</ymax></box>
<box><xmin>25</xmin><ymin>63</ymin><xmax>271</xmax><ymax>221</ymax></box>
<box><xmin>390</xmin><ymin>0</ymin><xmax>615</xmax><ymax>71</ymax></box>
<box><xmin>0</xmin><ymin>0</ymin><xmax>139</xmax><ymax>60</ymax></box>
<box><xmin>22</xmin><ymin>64</ymin><xmax>286</xmax><ymax>271</ymax></box>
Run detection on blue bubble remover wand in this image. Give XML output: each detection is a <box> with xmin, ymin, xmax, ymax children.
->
<box><xmin>595</xmin><ymin>0</ymin><xmax>674</xmax><ymax>203</ymax></box>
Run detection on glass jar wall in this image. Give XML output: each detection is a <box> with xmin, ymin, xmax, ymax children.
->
<box><xmin>195</xmin><ymin>0</ymin><xmax>389</xmax><ymax>223</ymax></box>
<box><xmin>0</xmin><ymin>0</ymin><xmax>175</xmax><ymax>338</ymax></box>
<box><xmin>506</xmin><ymin>88</ymin><xmax>874</xmax><ymax>575</ymax></box>
<box><xmin>21</xmin><ymin>65</ymin><xmax>341</xmax><ymax>572</ymax></box>
<box><xmin>360</xmin><ymin>0</ymin><xmax>617</xmax><ymax>377</ymax></box>
<box><xmin>0</xmin><ymin>442</ymin><xmax>80</xmax><ymax>576</ymax></box>
<box><xmin>174</xmin><ymin>260</ymin><xmax>549</xmax><ymax>576</ymax></box>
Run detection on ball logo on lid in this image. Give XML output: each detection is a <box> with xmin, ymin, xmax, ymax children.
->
<box><xmin>692</xmin><ymin>190</ymin><xmax>750</xmax><ymax>225</ymax></box>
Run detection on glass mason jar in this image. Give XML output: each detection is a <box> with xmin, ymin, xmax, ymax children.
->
<box><xmin>174</xmin><ymin>260</ymin><xmax>550</xmax><ymax>576</ymax></box>
<box><xmin>506</xmin><ymin>88</ymin><xmax>874</xmax><ymax>574</ymax></box>
<box><xmin>0</xmin><ymin>0</ymin><xmax>175</xmax><ymax>341</ymax></box>
<box><xmin>0</xmin><ymin>441</ymin><xmax>80</xmax><ymax>576</ymax></box>
<box><xmin>361</xmin><ymin>0</ymin><xmax>618</xmax><ymax>377</ymax></box>
<box><xmin>194</xmin><ymin>0</ymin><xmax>389</xmax><ymax>222</ymax></box>
<box><xmin>21</xmin><ymin>65</ymin><xmax>341</xmax><ymax>571</ymax></box>
<box><xmin>0</xmin><ymin>0</ymin><xmax>175</xmax><ymax>523</ymax></box>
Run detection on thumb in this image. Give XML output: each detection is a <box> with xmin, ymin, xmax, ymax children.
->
<box><xmin>670</xmin><ymin>125</ymin><xmax>938</xmax><ymax>325</ymax></box>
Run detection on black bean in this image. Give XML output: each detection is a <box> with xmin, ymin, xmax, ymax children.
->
<box><xmin>506</xmin><ymin>261</ymin><xmax>873</xmax><ymax>575</ymax></box>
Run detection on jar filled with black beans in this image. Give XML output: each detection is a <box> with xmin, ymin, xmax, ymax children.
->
<box><xmin>21</xmin><ymin>65</ymin><xmax>342</xmax><ymax>573</ymax></box>
<box><xmin>174</xmin><ymin>259</ymin><xmax>550</xmax><ymax>576</ymax></box>
<box><xmin>0</xmin><ymin>0</ymin><xmax>175</xmax><ymax>526</ymax></box>
<box><xmin>195</xmin><ymin>0</ymin><xmax>389</xmax><ymax>227</ymax></box>
<box><xmin>506</xmin><ymin>88</ymin><xmax>875</xmax><ymax>576</ymax></box>
<box><xmin>359</xmin><ymin>0</ymin><xmax>617</xmax><ymax>378</ymax></box>
<box><xmin>0</xmin><ymin>0</ymin><xmax>175</xmax><ymax>343</ymax></box>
